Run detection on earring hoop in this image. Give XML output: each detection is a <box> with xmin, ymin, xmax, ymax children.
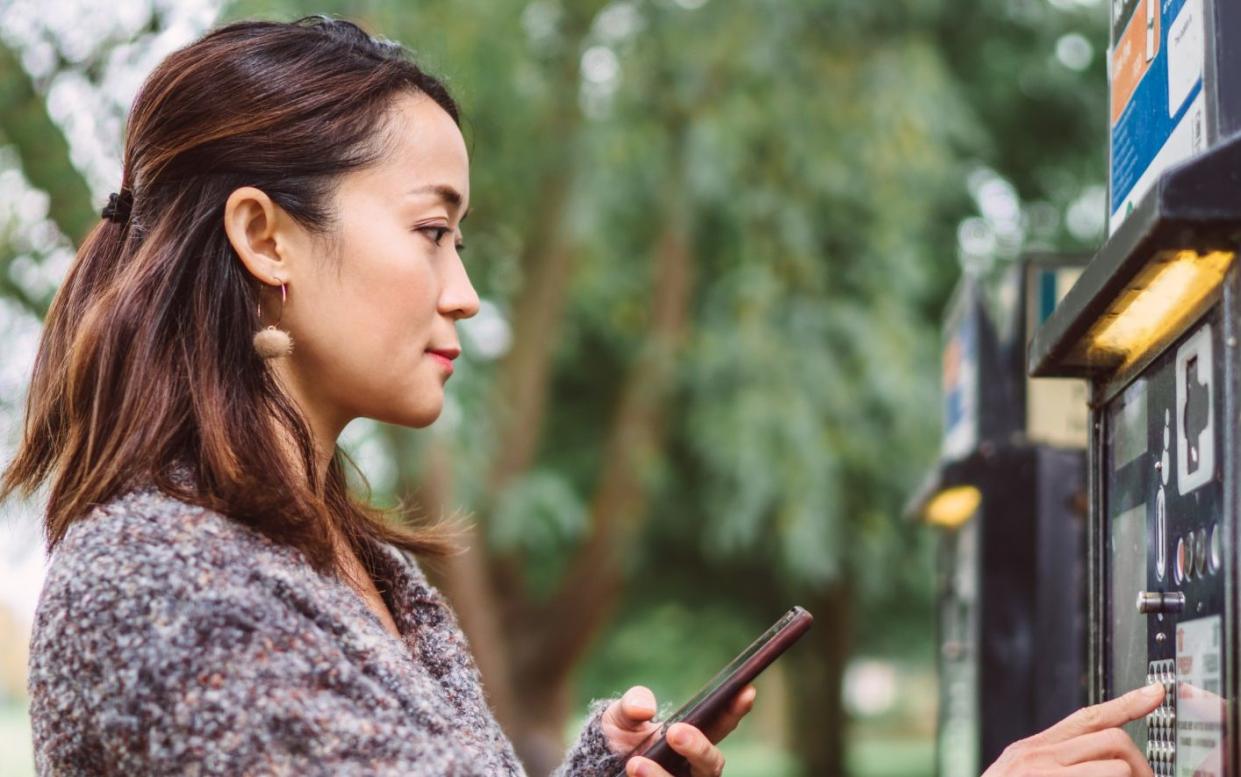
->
<box><xmin>257</xmin><ymin>281</ymin><xmax>287</xmax><ymax>326</ymax></box>
<box><xmin>253</xmin><ymin>281</ymin><xmax>294</xmax><ymax>359</ymax></box>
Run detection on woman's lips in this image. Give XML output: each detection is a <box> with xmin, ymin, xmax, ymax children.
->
<box><xmin>426</xmin><ymin>349</ymin><xmax>458</xmax><ymax>375</ymax></box>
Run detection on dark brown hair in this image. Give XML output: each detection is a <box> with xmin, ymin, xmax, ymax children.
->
<box><xmin>0</xmin><ymin>16</ymin><xmax>464</xmax><ymax>577</ymax></box>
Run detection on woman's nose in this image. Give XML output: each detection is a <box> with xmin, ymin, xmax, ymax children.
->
<box><xmin>440</xmin><ymin>254</ymin><xmax>480</xmax><ymax>320</ymax></box>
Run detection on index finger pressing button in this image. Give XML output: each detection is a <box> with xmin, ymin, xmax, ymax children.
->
<box><xmin>1041</xmin><ymin>683</ymin><xmax>1165</xmax><ymax>744</ymax></box>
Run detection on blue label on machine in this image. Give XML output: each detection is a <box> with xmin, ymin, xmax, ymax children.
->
<box><xmin>942</xmin><ymin>304</ymin><xmax>978</xmax><ymax>459</ymax></box>
<box><xmin>1109</xmin><ymin>0</ymin><xmax>1205</xmax><ymax>235</ymax></box>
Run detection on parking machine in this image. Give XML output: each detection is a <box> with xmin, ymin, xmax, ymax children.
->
<box><xmin>911</xmin><ymin>257</ymin><xmax>1089</xmax><ymax>776</ymax></box>
<box><xmin>1029</xmin><ymin>2</ymin><xmax>1241</xmax><ymax>775</ymax></box>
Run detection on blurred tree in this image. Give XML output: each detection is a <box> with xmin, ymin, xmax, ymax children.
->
<box><xmin>0</xmin><ymin>39</ymin><xmax>89</xmax><ymax>316</ymax></box>
<box><xmin>0</xmin><ymin>0</ymin><xmax>1109</xmax><ymax>774</ymax></box>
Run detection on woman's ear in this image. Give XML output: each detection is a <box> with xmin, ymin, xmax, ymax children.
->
<box><xmin>224</xmin><ymin>186</ymin><xmax>289</xmax><ymax>285</ymax></box>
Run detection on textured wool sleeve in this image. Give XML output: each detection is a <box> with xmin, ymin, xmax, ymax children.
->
<box><xmin>30</xmin><ymin>484</ymin><xmax>639</xmax><ymax>777</ymax></box>
<box><xmin>550</xmin><ymin>696</ymin><xmax>628</xmax><ymax>777</ymax></box>
<box><xmin>385</xmin><ymin>544</ymin><xmax>629</xmax><ymax>777</ymax></box>
<box><xmin>29</xmin><ymin>505</ymin><xmax>482</xmax><ymax>776</ymax></box>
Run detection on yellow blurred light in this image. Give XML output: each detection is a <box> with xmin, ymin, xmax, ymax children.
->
<box><xmin>924</xmin><ymin>485</ymin><xmax>982</xmax><ymax>529</ymax></box>
<box><xmin>1083</xmin><ymin>250</ymin><xmax>1234</xmax><ymax>371</ymax></box>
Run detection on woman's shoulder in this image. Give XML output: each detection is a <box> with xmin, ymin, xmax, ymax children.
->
<box><xmin>34</xmin><ymin>479</ymin><xmax>312</xmax><ymax>651</ymax></box>
<box><xmin>51</xmin><ymin>479</ymin><xmax>277</xmax><ymax>582</ymax></box>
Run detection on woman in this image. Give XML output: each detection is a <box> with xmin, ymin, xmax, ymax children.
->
<box><xmin>2</xmin><ymin>16</ymin><xmax>747</xmax><ymax>777</ymax></box>
<box><xmin>1</xmin><ymin>14</ymin><xmax>1162</xmax><ymax>777</ymax></box>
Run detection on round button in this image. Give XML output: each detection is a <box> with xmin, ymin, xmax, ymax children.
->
<box><xmin>1184</xmin><ymin>534</ymin><xmax>1196</xmax><ymax>580</ymax></box>
<box><xmin>1209</xmin><ymin>523</ymin><xmax>1222</xmax><ymax>574</ymax></box>
<box><xmin>1195</xmin><ymin>528</ymin><xmax>1208</xmax><ymax>577</ymax></box>
<box><xmin>1175</xmin><ymin>538</ymin><xmax>1187</xmax><ymax>583</ymax></box>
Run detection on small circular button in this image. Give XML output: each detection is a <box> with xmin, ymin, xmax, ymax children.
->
<box><xmin>1209</xmin><ymin>523</ymin><xmax>1222</xmax><ymax>573</ymax></box>
<box><xmin>1175</xmin><ymin>538</ymin><xmax>1186</xmax><ymax>583</ymax></box>
<box><xmin>1184</xmin><ymin>534</ymin><xmax>1196</xmax><ymax>580</ymax></box>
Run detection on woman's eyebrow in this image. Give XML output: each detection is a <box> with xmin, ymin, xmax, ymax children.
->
<box><xmin>406</xmin><ymin>184</ymin><xmax>467</xmax><ymax>219</ymax></box>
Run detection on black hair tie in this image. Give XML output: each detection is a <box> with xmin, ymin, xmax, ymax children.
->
<box><xmin>101</xmin><ymin>188</ymin><xmax>133</xmax><ymax>224</ymax></box>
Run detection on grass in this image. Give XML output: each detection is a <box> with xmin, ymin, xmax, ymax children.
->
<box><xmin>0</xmin><ymin>696</ymin><xmax>932</xmax><ymax>777</ymax></box>
<box><xmin>848</xmin><ymin>734</ymin><xmax>935</xmax><ymax>777</ymax></box>
<box><xmin>707</xmin><ymin>730</ymin><xmax>934</xmax><ymax>777</ymax></box>
<box><xmin>717</xmin><ymin>738</ymin><xmax>802</xmax><ymax>777</ymax></box>
<box><xmin>0</xmin><ymin>700</ymin><xmax>34</xmax><ymax>777</ymax></box>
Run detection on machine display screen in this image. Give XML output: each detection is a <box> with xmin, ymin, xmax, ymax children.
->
<box><xmin>1110</xmin><ymin>504</ymin><xmax>1149</xmax><ymax>744</ymax></box>
<box><xmin>1107</xmin><ymin>378</ymin><xmax>1151</xmax><ymax>747</ymax></box>
<box><xmin>1111</xmin><ymin>377</ymin><xmax>1146</xmax><ymax>734</ymax></box>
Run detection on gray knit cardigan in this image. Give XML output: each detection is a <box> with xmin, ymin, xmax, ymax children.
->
<box><xmin>26</xmin><ymin>476</ymin><xmax>627</xmax><ymax>776</ymax></box>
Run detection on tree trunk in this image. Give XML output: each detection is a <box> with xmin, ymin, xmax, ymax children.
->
<box><xmin>508</xmin><ymin>674</ymin><xmax>575</xmax><ymax>777</ymax></box>
<box><xmin>789</xmin><ymin>582</ymin><xmax>853</xmax><ymax>776</ymax></box>
<box><xmin>384</xmin><ymin>10</ymin><xmax>702</xmax><ymax>770</ymax></box>
<box><xmin>404</xmin><ymin>187</ymin><xmax>694</xmax><ymax>774</ymax></box>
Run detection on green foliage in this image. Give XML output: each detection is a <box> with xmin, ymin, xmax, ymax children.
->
<box><xmin>489</xmin><ymin>469</ymin><xmax>588</xmax><ymax>597</ymax></box>
<box><xmin>575</xmin><ymin>598</ymin><xmax>765</xmax><ymax>709</ymax></box>
<box><xmin>1</xmin><ymin>0</ymin><xmax>1111</xmax><ymax>771</ymax></box>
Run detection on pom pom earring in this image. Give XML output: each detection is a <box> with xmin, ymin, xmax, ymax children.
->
<box><xmin>253</xmin><ymin>280</ymin><xmax>294</xmax><ymax>359</ymax></box>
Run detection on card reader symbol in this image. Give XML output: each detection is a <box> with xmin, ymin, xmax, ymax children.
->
<box><xmin>1175</xmin><ymin>325</ymin><xmax>1214</xmax><ymax>495</ymax></box>
<box><xmin>1183</xmin><ymin>355</ymin><xmax>1209</xmax><ymax>475</ymax></box>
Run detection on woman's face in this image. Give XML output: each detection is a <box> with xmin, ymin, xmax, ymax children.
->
<box><xmin>246</xmin><ymin>91</ymin><xmax>478</xmax><ymax>443</ymax></box>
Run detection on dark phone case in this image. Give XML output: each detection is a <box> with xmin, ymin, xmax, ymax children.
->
<box><xmin>612</xmin><ymin>606</ymin><xmax>814</xmax><ymax>777</ymax></box>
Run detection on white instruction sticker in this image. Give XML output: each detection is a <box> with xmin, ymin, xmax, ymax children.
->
<box><xmin>1176</xmin><ymin>615</ymin><xmax>1224</xmax><ymax>777</ymax></box>
<box><xmin>1167</xmin><ymin>0</ymin><xmax>1204</xmax><ymax>116</ymax></box>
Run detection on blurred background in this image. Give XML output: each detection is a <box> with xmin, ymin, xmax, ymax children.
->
<box><xmin>0</xmin><ymin>0</ymin><xmax>1111</xmax><ymax>775</ymax></box>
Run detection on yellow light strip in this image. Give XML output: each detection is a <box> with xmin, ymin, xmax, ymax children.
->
<box><xmin>924</xmin><ymin>485</ymin><xmax>982</xmax><ymax>529</ymax></box>
<box><xmin>1080</xmin><ymin>249</ymin><xmax>1235</xmax><ymax>371</ymax></box>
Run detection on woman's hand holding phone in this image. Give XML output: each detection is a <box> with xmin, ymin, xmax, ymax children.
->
<box><xmin>982</xmin><ymin>683</ymin><xmax>1165</xmax><ymax>777</ymax></box>
<box><xmin>601</xmin><ymin>684</ymin><xmax>758</xmax><ymax>777</ymax></box>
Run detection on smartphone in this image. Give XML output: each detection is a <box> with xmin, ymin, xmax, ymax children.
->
<box><xmin>612</xmin><ymin>606</ymin><xmax>814</xmax><ymax>777</ymax></box>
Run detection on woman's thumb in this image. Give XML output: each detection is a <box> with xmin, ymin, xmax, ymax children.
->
<box><xmin>613</xmin><ymin>685</ymin><xmax>658</xmax><ymax>729</ymax></box>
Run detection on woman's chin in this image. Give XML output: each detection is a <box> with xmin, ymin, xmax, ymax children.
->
<box><xmin>375</xmin><ymin>400</ymin><xmax>443</xmax><ymax>430</ymax></box>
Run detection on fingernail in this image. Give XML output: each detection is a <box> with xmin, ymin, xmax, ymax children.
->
<box><xmin>1144</xmin><ymin>682</ymin><xmax>1165</xmax><ymax>697</ymax></box>
<box><xmin>632</xmin><ymin>762</ymin><xmax>649</xmax><ymax>777</ymax></box>
<box><xmin>668</xmin><ymin>727</ymin><xmax>688</xmax><ymax>747</ymax></box>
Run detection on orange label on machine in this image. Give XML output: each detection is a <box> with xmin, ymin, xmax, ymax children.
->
<box><xmin>1111</xmin><ymin>0</ymin><xmax>1161</xmax><ymax>125</ymax></box>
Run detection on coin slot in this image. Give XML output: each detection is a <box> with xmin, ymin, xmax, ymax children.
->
<box><xmin>1194</xmin><ymin>528</ymin><xmax>1208</xmax><ymax>577</ymax></box>
<box><xmin>1183</xmin><ymin>534</ymin><xmax>1196</xmax><ymax>580</ymax></box>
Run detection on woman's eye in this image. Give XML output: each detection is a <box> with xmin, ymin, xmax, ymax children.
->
<box><xmin>420</xmin><ymin>226</ymin><xmax>452</xmax><ymax>245</ymax></box>
<box><xmin>416</xmin><ymin>225</ymin><xmax>465</xmax><ymax>253</ymax></box>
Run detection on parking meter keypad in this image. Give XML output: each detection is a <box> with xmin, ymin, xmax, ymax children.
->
<box><xmin>1145</xmin><ymin>659</ymin><xmax>1177</xmax><ymax>777</ymax></box>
